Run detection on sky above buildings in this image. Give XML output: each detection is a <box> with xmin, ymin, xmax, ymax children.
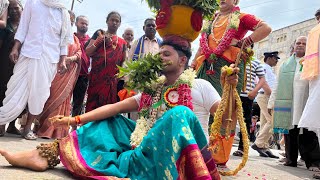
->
<box><xmin>20</xmin><ymin>0</ymin><xmax>320</xmax><ymax>53</ymax></box>
<box><xmin>66</xmin><ymin>0</ymin><xmax>320</xmax><ymax>36</ymax></box>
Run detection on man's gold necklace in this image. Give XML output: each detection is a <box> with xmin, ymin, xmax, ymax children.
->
<box><xmin>211</xmin><ymin>14</ymin><xmax>231</xmax><ymax>44</ymax></box>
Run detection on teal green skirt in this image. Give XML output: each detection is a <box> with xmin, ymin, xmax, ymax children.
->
<box><xmin>59</xmin><ymin>106</ymin><xmax>221</xmax><ymax>180</ymax></box>
<box><xmin>197</xmin><ymin>58</ymin><xmax>245</xmax><ymax>96</ymax></box>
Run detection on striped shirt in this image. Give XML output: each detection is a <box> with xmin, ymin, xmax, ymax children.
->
<box><xmin>240</xmin><ymin>59</ymin><xmax>265</xmax><ymax>97</ymax></box>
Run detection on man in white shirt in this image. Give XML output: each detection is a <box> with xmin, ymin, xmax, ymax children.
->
<box><xmin>251</xmin><ymin>51</ymin><xmax>279</xmax><ymax>158</ymax></box>
<box><xmin>0</xmin><ymin>0</ymin><xmax>71</xmax><ymax>140</ymax></box>
<box><xmin>128</xmin><ymin>18</ymin><xmax>161</xmax><ymax>61</ymax></box>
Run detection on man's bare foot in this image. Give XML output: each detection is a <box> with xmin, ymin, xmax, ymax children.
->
<box><xmin>0</xmin><ymin>149</ymin><xmax>48</xmax><ymax>171</ymax></box>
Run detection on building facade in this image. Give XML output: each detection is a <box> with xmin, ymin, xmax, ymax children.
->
<box><xmin>254</xmin><ymin>18</ymin><xmax>318</xmax><ymax>71</ymax></box>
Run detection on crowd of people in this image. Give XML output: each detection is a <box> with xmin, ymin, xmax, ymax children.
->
<box><xmin>0</xmin><ymin>0</ymin><xmax>319</xmax><ymax>179</ymax></box>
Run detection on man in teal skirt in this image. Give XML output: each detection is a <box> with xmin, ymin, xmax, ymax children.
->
<box><xmin>0</xmin><ymin>36</ymin><xmax>240</xmax><ymax>180</ymax></box>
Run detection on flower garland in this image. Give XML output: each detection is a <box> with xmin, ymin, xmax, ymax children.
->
<box><xmin>163</xmin><ymin>83</ymin><xmax>193</xmax><ymax>109</ymax></box>
<box><xmin>209</xmin><ymin>67</ymin><xmax>249</xmax><ymax>176</ymax></box>
<box><xmin>130</xmin><ymin>69</ymin><xmax>197</xmax><ymax>148</ymax></box>
<box><xmin>200</xmin><ymin>6</ymin><xmax>241</xmax><ymax>59</ymax></box>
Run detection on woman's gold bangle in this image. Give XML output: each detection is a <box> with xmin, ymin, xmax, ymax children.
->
<box><xmin>67</xmin><ymin>116</ymin><xmax>71</xmax><ymax>127</ymax></box>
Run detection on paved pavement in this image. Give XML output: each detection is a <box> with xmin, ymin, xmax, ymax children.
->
<box><xmin>0</xmin><ymin>133</ymin><xmax>316</xmax><ymax>180</ymax></box>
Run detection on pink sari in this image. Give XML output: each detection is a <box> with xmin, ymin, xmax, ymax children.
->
<box><xmin>301</xmin><ymin>24</ymin><xmax>320</xmax><ymax>80</ymax></box>
<box><xmin>37</xmin><ymin>35</ymin><xmax>82</xmax><ymax>139</ymax></box>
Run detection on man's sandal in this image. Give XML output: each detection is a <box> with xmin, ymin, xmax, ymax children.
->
<box><xmin>309</xmin><ymin>166</ymin><xmax>320</xmax><ymax>172</ymax></box>
<box><xmin>22</xmin><ymin>131</ymin><xmax>37</xmax><ymax>140</ymax></box>
<box><xmin>232</xmin><ymin>150</ymin><xmax>244</xmax><ymax>157</ymax></box>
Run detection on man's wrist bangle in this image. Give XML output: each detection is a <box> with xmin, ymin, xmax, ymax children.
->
<box><xmin>75</xmin><ymin>115</ymin><xmax>81</xmax><ymax>125</ymax></box>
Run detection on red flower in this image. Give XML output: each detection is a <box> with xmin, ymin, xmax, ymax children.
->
<box><xmin>232</xmin><ymin>6</ymin><xmax>240</xmax><ymax>12</ymax></box>
<box><xmin>156</xmin><ymin>7</ymin><xmax>171</xmax><ymax>29</ymax></box>
<box><xmin>206</xmin><ymin>70</ymin><xmax>215</xmax><ymax>75</ymax></box>
<box><xmin>191</xmin><ymin>10</ymin><xmax>203</xmax><ymax>31</ymax></box>
<box><xmin>160</xmin><ymin>0</ymin><xmax>173</xmax><ymax>7</ymax></box>
<box><xmin>207</xmin><ymin>59</ymin><xmax>216</xmax><ymax>64</ymax></box>
<box><xmin>177</xmin><ymin>84</ymin><xmax>193</xmax><ymax>110</ymax></box>
<box><xmin>138</xmin><ymin>83</ymin><xmax>193</xmax><ymax>112</ymax></box>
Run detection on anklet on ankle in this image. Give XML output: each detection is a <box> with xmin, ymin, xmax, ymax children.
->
<box><xmin>36</xmin><ymin>140</ymin><xmax>60</xmax><ymax>168</ymax></box>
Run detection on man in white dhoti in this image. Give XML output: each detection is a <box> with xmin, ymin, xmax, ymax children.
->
<box><xmin>0</xmin><ymin>0</ymin><xmax>72</xmax><ymax>140</ymax></box>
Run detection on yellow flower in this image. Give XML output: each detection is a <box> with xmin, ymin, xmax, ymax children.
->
<box><xmin>222</xmin><ymin>66</ymin><xmax>233</xmax><ymax>76</ymax></box>
<box><xmin>179</xmin><ymin>68</ymin><xmax>196</xmax><ymax>85</ymax></box>
<box><xmin>157</xmin><ymin>75</ymin><xmax>166</xmax><ymax>84</ymax></box>
<box><xmin>229</xmin><ymin>11</ymin><xmax>241</xmax><ymax>29</ymax></box>
<box><xmin>202</xmin><ymin>20</ymin><xmax>212</xmax><ymax>33</ymax></box>
<box><xmin>299</xmin><ymin>58</ymin><xmax>304</xmax><ymax>65</ymax></box>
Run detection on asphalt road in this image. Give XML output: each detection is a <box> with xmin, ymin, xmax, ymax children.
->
<box><xmin>0</xmin><ymin>133</ymin><xmax>315</xmax><ymax>180</ymax></box>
